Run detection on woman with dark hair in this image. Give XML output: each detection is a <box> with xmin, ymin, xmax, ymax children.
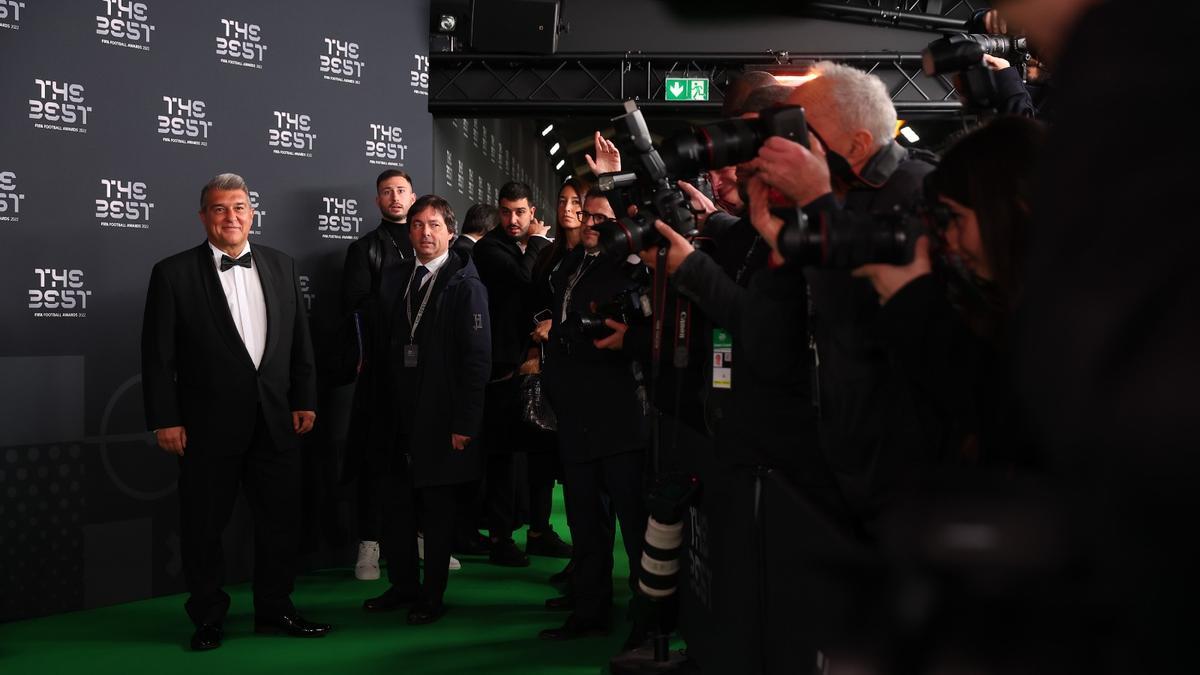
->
<box><xmin>517</xmin><ymin>178</ymin><xmax>591</xmax><ymax>572</ymax></box>
<box><xmin>926</xmin><ymin>115</ymin><xmax>1044</xmax><ymax>328</ymax></box>
<box><xmin>852</xmin><ymin>115</ymin><xmax>1046</xmax><ymax>472</ymax></box>
<box><xmin>533</xmin><ymin>177</ymin><xmax>590</xmax><ymax>285</ymax></box>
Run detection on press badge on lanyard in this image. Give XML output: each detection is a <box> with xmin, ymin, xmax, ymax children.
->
<box><xmin>712</xmin><ymin>329</ymin><xmax>732</xmax><ymax>389</ymax></box>
<box><xmin>404</xmin><ymin>265</ymin><xmax>439</xmax><ymax>368</ymax></box>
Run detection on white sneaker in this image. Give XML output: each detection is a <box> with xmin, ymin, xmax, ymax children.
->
<box><xmin>355</xmin><ymin>540</ymin><xmax>380</xmax><ymax>580</ymax></box>
<box><xmin>417</xmin><ymin>533</ymin><xmax>463</xmax><ymax>570</ymax></box>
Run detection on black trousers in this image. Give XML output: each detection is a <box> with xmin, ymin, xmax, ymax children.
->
<box><xmin>373</xmin><ymin>460</ymin><xmax>459</xmax><ymax>608</ymax></box>
<box><xmin>356</xmin><ymin>471</ymin><xmax>379</xmax><ymax>541</ymax></box>
<box><xmin>561</xmin><ymin>450</ymin><xmax>648</xmax><ymax>624</ymax></box>
<box><xmin>527</xmin><ymin>437</ymin><xmax>559</xmax><ymax>534</ymax></box>
<box><xmin>483</xmin><ymin>378</ymin><xmax>521</xmax><ymax>539</ymax></box>
<box><xmin>178</xmin><ymin>408</ymin><xmax>300</xmax><ymax>626</ymax></box>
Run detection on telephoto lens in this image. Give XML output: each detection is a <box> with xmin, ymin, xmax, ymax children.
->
<box><xmin>661</xmin><ymin>105</ymin><xmax>810</xmax><ymax>177</ymax></box>
<box><xmin>776</xmin><ymin>208</ymin><xmax>924</xmax><ymax>268</ymax></box>
<box><xmin>922</xmin><ymin>34</ymin><xmax>1028</xmax><ymax>76</ymax></box>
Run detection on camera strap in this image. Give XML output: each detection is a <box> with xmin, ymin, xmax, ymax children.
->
<box><xmin>735</xmin><ymin>236</ymin><xmax>762</xmax><ymax>286</ymax></box>
<box><xmin>673</xmin><ymin>295</ymin><xmax>691</xmax><ymax>369</ymax></box>
<box><xmin>560</xmin><ymin>252</ymin><xmax>600</xmax><ymax>323</ymax></box>
<box><xmin>807</xmin><ymin>283</ymin><xmax>821</xmax><ymax>416</ymax></box>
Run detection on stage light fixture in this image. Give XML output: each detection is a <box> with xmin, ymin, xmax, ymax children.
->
<box><xmin>541</xmin><ymin>124</ymin><xmax>554</xmax><ymax>136</ymax></box>
<box><xmin>900</xmin><ymin>126</ymin><xmax>920</xmax><ymax>143</ymax></box>
<box><xmin>549</xmin><ymin>142</ymin><xmax>560</xmax><ymax>155</ymax></box>
<box><xmin>438</xmin><ymin>14</ymin><xmax>458</xmax><ymax>32</ymax></box>
<box><xmin>555</xmin><ymin>159</ymin><xmax>565</xmax><ymax>170</ymax></box>
<box><xmin>750</xmin><ymin>63</ymin><xmax>820</xmax><ymax>88</ymax></box>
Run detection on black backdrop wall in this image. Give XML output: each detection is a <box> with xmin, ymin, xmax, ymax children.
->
<box><xmin>0</xmin><ymin>0</ymin><xmax>437</xmax><ymax>622</ymax></box>
<box><xmin>433</xmin><ymin>117</ymin><xmax>562</xmax><ymax>231</ymax></box>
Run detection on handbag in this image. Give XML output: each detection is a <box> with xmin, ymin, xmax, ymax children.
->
<box><xmin>520</xmin><ymin>350</ymin><xmax>557</xmax><ymax>431</ymax></box>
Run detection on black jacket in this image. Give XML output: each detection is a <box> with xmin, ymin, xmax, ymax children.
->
<box><xmin>677</xmin><ymin>254</ymin><xmax>827</xmax><ymax>479</ymax></box>
<box><xmin>341</xmin><ymin>220</ymin><xmax>411</xmax><ymax>316</ymax></box>
<box><xmin>542</xmin><ymin>249</ymin><xmax>649</xmax><ymax>463</ymax></box>
<box><xmin>385</xmin><ymin>247</ymin><xmax>492</xmax><ymax>487</ymax></box>
<box><xmin>341</xmin><ymin>221</ymin><xmax>411</xmax><ymax>470</ymax></box>
<box><xmin>141</xmin><ymin>242</ymin><xmax>317</xmax><ymax>455</ymax></box>
<box><xmin>472</xmin><ymin>227</ymin><xmax>552</xmax><ymax>377</ymax></box>
<box><xmin>451</xmin><ymin>234</ymin><xmax>477</xmax><ymax>258</ymax></box>
<box><xmin>802</xmin><ymin>143</ymin><xmax>936</xmax><ymax>516</ymax></box>
<box><xmin>665</xmin><ymin>218</ymin><xmax>770</xmax><ymax>438</ymax></box>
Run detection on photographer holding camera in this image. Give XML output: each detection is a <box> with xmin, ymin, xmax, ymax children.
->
<box><xmin>800</xmin><ymin>116</ymin><xmax>1044</xmax><ymax>479</ymax></box>
<box><xmin>734</xmin><ymin>61</ymin><xmax>937</xmax><ymax>527</ymax></box>
<box><xmin>534</xmin><ymin>188</ymin><xmax>651</xmax><ymax>643</ymax></box>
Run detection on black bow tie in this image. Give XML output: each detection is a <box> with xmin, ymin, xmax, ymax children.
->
<box><xmin>220</xmin><ymin>252</ymin><xmax>252</xmax><ymax>272</ymax></box>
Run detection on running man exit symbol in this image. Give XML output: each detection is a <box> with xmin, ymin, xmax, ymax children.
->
<box><xmin>665</xmin><ymin>77</ymin><xmax>709</xmax><ymax>102</ymax></box>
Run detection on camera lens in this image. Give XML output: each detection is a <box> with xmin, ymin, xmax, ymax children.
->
<box><xmin>594</xmin><ymin>215</ymin><xmax>658</xmax><ymax>259</ymax></box>
<box><xmin>661</xmin><ymin>106</ymin><xmax>809</xmax><ymax>176</ymax></box>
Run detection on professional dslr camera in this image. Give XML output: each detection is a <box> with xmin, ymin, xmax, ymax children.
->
<box><xmin>560</xmin><ymin>265</ymin><xmax>652</xmax><ymax>341</ymax></box>
<box><xmin>593</xmin><ymin>100</ymin><xmax>809</xmax><ymax>257</ymax></box>
<box><xmin>775</xmin><ymin>183</ymin><xmax>953</xmax><ymax>268</ymax></box>
<box><xmin>923</xmin><ymin>33</ymin><xmax>1030</xmax><ymax>108</ymax></box>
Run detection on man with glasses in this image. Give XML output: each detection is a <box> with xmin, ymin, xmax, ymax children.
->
<box><xmin>534</xmin><ymin>188</ymin><xmax>650</xmax><ymax>643</ymax></box>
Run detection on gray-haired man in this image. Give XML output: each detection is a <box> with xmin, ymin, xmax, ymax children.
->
<box><xmin>141</xmin><ymin>173</ymin><xmax>331</xmax><ymax>651</ymax></box>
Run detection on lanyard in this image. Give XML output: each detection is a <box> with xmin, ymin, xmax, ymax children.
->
<box><xmin>382</xmin><ymin>228</ymin><xmax>408</xmax><ymax>260</ymax></box>
<box><xmin>561</xmin><ymin>253</ymin><xmax>599</xmax><ymax>323</ymax></box>
<box><xmin>403</xmin><ymin>264</ymin><xmax>440</xmax><ymax>343</ymax></box>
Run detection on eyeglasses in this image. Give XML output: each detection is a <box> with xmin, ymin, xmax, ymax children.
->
<box><xmin>576</xmin><ymin>211</ymin><xmax>608</xmax><ymax>224</ymax></box>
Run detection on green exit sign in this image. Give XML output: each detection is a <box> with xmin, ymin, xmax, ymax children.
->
<box><xmin>665</xmin><ymin>77</ymin><xmax>709</xmax><ymax>102</ymax></box>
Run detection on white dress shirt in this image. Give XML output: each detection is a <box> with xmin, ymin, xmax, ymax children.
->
<box><xmin>209</xmin><ymin>241</ymin><xmax>268</xmax><ymax>369</ymax></box>
<box><xmin>414</xmin><ymin>250</ymin><xmax>451</xmax><ymax>290</ymax></box>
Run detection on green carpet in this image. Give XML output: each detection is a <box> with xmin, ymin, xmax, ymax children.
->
<box><xmin>0</xmin><ymin>487</ymin><xmax>636</xmax><ymax>675</ymax></box>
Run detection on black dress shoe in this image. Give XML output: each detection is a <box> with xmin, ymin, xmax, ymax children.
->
<box><xmin>190</xmin><ymin>624</ymin><xmax>223</xmax><ymax>651</ymax></box>
<box><xmin>537</xmin><ymin>614</ymin><xmax>611</xmax><ymax>640</ymax></box>
<box><xmin>406</xmin><ymin>602</ymin><xmax>446</xmax><ymax>625</ymax></box>
<box><xmin>544</xmin><ymin>595</ymin><xmax>575</xmax><ymax>611</ymax></box>
<box><xmin>453</xmin><ymin>532</ymin><xmax>491</xmax><ymax>556</ymax></box>
<box><xmin>254</xmin><ymin>613</ymin><xmax>332</xmax><ymax>637</ymax></box>
<box><xmin>548</xmin><ymin>558</ymin><xmax>576</xmax><ymax>585</ymax></box>
<box><xmin>488</xmin><ymin>538</ymin><xmax>530</xmax><ymax>567</ymax></box>
<box><xmin>363</xmin><ymin>587</ymin><xmax>420</xmax><ymax>612</ymax></box>
<box><xmin>525</xmin><ymin>529</ymin><xmax>573</xmax><ymax>559</ymax></box>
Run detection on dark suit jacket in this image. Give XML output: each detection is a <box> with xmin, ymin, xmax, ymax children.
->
<box><xmin>451</xmin><ymin>234</ymin><xmax>476</xmax><ymax>258</ymax></box>
<box><xmin>385</xmin><ymin>248</ymin><xmax>492</xmax><ymax>486</ymax></box>
<box><xmin>542</xmin><ymin>249</ymin><xmax>649</xmax><ymax>464</ymax></box>
<box><xmin>141</xmin><ymin>242</ymin><xmax>317</xmax><ymax>456</ymax></box>
<box><xmin>472</xmin><ymin>227</ymin><xmax>551</xmax><ymax>377</ymax></box>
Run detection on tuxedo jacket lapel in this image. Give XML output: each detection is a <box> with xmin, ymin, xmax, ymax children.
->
<box><xmin>195</xmin><ymin>243</ymin><xmax>256</xmax><ymax>370</ymax></box>
<box><xmin>253</xmin><ymin>248</ymin><xmax>280</xmax><ymax>369</ymax></box>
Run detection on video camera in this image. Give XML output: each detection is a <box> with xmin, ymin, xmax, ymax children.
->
<box><xmin>593</xmin><ymin>100</ymin><xmax>809</xmax><ymax>258</ymax></box>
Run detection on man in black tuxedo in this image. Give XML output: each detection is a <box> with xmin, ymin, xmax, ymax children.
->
<box><xmin>141</xmin><ymin>173</ymin><xmax>330</xmax><ymax>651</ymax></box>
<box><xmin>472</xmin><ymin>182</ymin><xmax>552</xmax><ymax>566</ymax></box>
<box><xmin>360</xmin><ymin>195</ymin><xmax>492</xmax><ymax>624</ymax></box>
<box><xmin>341</xmin><ymin>169</ymin><xmax>416</xmax><ymax>581</ymax></box>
